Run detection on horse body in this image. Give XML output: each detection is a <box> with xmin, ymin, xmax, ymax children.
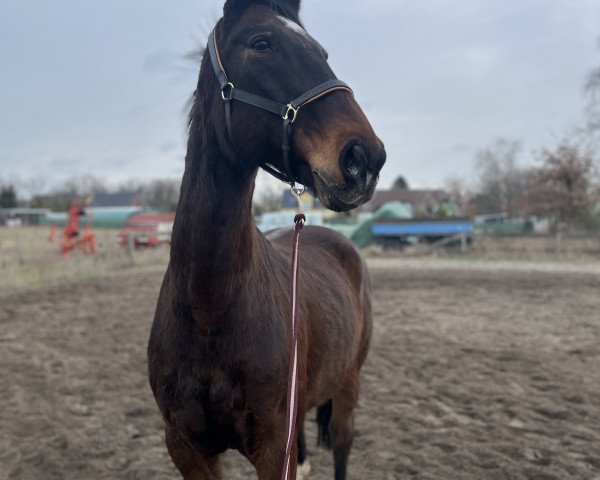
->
<box><xmin>148</xmin><ymin>1</ymin><xmax>385</xmax><ymax>478</ymax></box>
<box><xmin>148</xmin><ymin>168</ymin><xmax>371</xmax><ymax>477</ymax></box>
<box><xmin>269</xmin><ymin>226</ymin><xmax>372</xmax><ymax>408</ymax></box>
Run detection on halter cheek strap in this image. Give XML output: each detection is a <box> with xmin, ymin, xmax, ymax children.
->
<box><xmin>207</xmin><ymin>28</ymin><xmax>353</xmax><ymax>187</ymax></box>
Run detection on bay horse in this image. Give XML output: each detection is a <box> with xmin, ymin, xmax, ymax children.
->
<box><xmin>147</xmin><ymin>1</ymin><xmax>386</xmax><ymax>479</ymax></box>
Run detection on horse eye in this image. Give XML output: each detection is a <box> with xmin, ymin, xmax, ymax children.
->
<box><xmin>251</xmin><ymin>37</ymin><xmax>272</xmax><ymax>53</ymax></box>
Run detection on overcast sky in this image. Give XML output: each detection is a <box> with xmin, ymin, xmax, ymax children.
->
<box><xmin>1</xmin><ymin>0</ymin><xmax>599</xmax><ymax>197</ymax></box>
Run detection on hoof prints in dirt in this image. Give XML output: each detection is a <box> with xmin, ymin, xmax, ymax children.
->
<box><xmin>0</xmin><ymin>262</ymin><xmax>599</xmax><ymax>479</ymax></box>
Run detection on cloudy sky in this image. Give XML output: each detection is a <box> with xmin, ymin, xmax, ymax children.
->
<box><xmin>1</xmin><ymin>0</ymin><xmax>599</xmax><ymax>197</ymax></box>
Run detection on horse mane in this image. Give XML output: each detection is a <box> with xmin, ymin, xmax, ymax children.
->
<box><xmin>186</xmin><ymin>51</ymin><xmax>205</xmax><ymax>131</ymax></box>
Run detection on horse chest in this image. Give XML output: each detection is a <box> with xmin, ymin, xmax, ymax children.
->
<box><xmin>156</xmin><ymin>320</ymin><xmax>287</xmax><ymax>454</ymax></box>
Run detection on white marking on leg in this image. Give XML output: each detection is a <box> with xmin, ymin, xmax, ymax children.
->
<box><xmin>296</xmin><ymin>460</ymin><xmax>311</xmax><ymax>480</ymax></box>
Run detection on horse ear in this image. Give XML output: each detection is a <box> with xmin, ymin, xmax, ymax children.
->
<box><xmin>223</xmin><ymin>0</ymin><xmax>301</xmax><ymax>20</ymax></box>
<box><xmin>223</xmin><ymin>0</ymin><xmax>250</xmax><ymax>18</ymax></box>
<box><xmin>280</xmin><ymin>0</ymin><xmax>301</xmax><ymax>15</ymax></box>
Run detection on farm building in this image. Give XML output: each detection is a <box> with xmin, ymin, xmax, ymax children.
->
<box><xmin>86</xmin><ymin>192</ymin><xmax>144</xmax><ymax>228</ymax></box>
<box><xmin>91</xmin><ymin>192</ymin><xmax>141</xmax><ymax>208</ymax></box>
<box><xmin>42</xmin><ymin>192</ymin><xmax>145</xmax><ymax>228</ymax></box>
<box><xmin>361</xmin><ymin>189</ymin><xmax>452</xmax><ymax>215</ymax></box>
<box><xmin>0</xmin><ymin>208</ymin><xmax>51</xmax><ymax>226</ymax></box>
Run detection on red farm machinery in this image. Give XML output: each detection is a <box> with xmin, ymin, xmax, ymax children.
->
<box><xmin>48</xmin><ymin>199</ymin><xmax>96</xmax><ymax>256</ymax></box>
<box><xmin>118</xmin><ymin>212</ymin><xmax>175</xmax><ymax>250</ymax></box>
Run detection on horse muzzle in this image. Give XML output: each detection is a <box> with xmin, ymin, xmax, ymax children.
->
<box><xmin>313</xmin><ymin>139</ymin><xmax>386</xmax><ymax>212</ymax></box>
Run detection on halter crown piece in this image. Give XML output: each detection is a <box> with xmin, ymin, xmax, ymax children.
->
<box><xmin>207</xmin><ymin>27</ymin><xmax>354</xmax><ymax>188</ymax></box>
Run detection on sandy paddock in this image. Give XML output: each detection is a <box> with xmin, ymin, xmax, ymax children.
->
<box><xmin>1</xmin><ymin>259</ymin><xmax>599</xmax><ymax>479</ymax></box>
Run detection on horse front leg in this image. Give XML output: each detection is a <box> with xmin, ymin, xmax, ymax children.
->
<box><xmin>252</xmin><ymin>404</ymin><xmax>308</xmax><ymax>480</ymax></box>
<box><xmin>165</xmin><ymin>426</ymin><xmax>223</xmax><ymax>480</ymax></box>
<box><xmin>254</xmin><ymin>438</ymin><xmax>297</xmax><ymax>480</ymax></box>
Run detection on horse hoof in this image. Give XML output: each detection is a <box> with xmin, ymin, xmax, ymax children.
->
<box><xmin>296</xmin><ymin>460</ymin><xmax>311</xmax><ymax>480</ymax></box>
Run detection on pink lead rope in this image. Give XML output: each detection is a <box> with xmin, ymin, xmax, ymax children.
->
<box><xmin>282</xmin><ymin>213</ymin><xmax>305</xmax><ymax>480</ymax></box>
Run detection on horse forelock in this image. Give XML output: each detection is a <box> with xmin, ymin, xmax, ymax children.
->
<box><xmin>267</xmin><ymin>0</ymin><xmax>302</xmax><ymax>25</ymax></box>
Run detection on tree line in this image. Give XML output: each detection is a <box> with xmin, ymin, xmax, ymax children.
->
<box><xmin>0</xmin><ymin>184</ymin><xmax>18</xmax><ymax>209</ymax></box>
<box><xmin>394</xmin><ymin>38</ymin><xmax>600</xmax><ymax>233</ymax></box>
<box><xmin>469</xmin><ymin>138</ymin><xmax>599</xmax><ymax>233</ymax></box>
<box><xmin>0</xmin><ymin>175</ymin><xmax>181</xmax><ymax>213</ymax></box>
<box><xmin>467</xmin><ymin>39</ymin><xmax>600</xmax><ymax>233</ymax></box>
<box><xmin>4</xmin><ymin>38</ymin><xmax>600</xmax><ymax>227</ymax></box>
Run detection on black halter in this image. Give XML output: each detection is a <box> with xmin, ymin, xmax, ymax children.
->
<box><xmin>207</xmin><ymin>27</ymin><xmax>353</xmax><ymax>187</ymax></box>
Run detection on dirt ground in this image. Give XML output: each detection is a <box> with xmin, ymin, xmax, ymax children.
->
<box><xmin>1</xmin><ymin>259</ymin><xmax>599</xmax><ymax>480</ymax></box>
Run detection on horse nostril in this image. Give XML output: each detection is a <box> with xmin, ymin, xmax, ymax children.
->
<box><xmin>369</xmin><ymin>146</ymin><xmax>387</xmax><ymax>173</ymax></box>
<box><xmin>341</xmin><ymin>143</ymin><xmax>368</xmax><ymax>180</ymax></box>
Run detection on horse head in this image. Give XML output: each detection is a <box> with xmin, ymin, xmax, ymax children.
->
<box><xmin>202</xmin><ymin>0</ymin><xmax>386</xmax><ymax>211</ymax></box>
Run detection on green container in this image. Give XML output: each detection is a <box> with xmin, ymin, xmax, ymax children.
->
<box><xmin>41</xmin><ymin>207</ymin><xmax>145</xmax><ymax>229</ymax></box>
<box><xmin>351</xmin><ymin>202</ymin><xmax>412</xmax><ymax>247</ymax></box>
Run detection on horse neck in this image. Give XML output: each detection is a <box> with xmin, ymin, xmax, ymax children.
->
<box><xmin>169</xmin><ymin>119</ymin><xmax>265</xmax><ymax>309</ymax></box>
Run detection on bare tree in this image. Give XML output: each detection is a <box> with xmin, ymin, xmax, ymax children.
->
<box><xmin>139</xmin><ymin>179</ymin><xmax>181</xmax><ymax>212</ymax></box>
<box><xmin>21</xmin><ymin>176</ymin><xmax>47</xmax><ymax>200</ymax></box>
<box><xmin>114</xmin><ymin>178</ymin><xmax>180</xmax><ymax>211</ymax></box>
<box><xmin>253</xmin><ymin>185</ymin><xmax>282</xmax><ymax>215</ymax></box>
<box><xmin>28</xmin><ymin>176</ymin><xmax>181</xmax><ymax>212</ymax></box>
<box><xmin>473</xmin><ymin>138</ymin><xmax>525</xmax><ymax>216</ymax></box>
<box><xmin>0</xmin><ymin>184</ymin><xmax>18</xmax><ymax>208</ymax></box>
<box><xmin>584</xmin><ymin>38</ymin><xmax>600</xmax><ymax>140</ymax></box>
<box><xmin>59</xmin><ymin>174</ymin><xmax>107</xmax><ymax>198</ymax></box>
<box><xmin>115</xmin><ymin>179</ymin><xmax>143</xmax><ymax>194</ymax></box>
<box><xmin>392</xmin><ymin>175</ymin><xmax>409</xmax><ymax>190</ymax></box>
<box><xmin>445</xmin><ymin>176</ymin><xmax>471</xmax><ymax>216</ymax></box>
<box><xmin>29</xmin><ymin>175</ymin><xmax>106</xmax><ymax>210</ymax></box>
<box><xmin>523</xmin><ymin>141</ymin><xmax>599</xmax><ymax>232</ymax></box>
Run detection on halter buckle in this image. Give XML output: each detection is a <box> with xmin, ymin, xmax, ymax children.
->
<box><xmin>221</xmin><ymin>82</ymin><xmax>234</xmax><ymax>102</ymax></box>
<box><xmin>283</xmin><ymin>104</ymin><xmax>299</xmax><ymax>123</ymax></box>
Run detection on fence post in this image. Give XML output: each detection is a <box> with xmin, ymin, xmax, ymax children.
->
<box><xmin>15</xmin><ymin>224</ymin><xmax>23</xmax><ymax>265</ymax></box>
<box><xmin>555</xmin><ymin>231</ymin><xmax>562</xmax><ymax>253</ymax></box>
<box><xmin>127</xmin><ymin>232</ymin><xmax>135</xmax><ymax>265</ymax></box>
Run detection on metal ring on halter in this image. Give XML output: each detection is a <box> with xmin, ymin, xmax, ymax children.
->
<box><xmin>291</xmin><ymin>183</ymin><xmax>306</xmax><ymax>197</ymax></box>
<box><xmin>221</xmin><ymin>82</ymin><xmax>235</xmax><ymax>102</ymax></box>
<box><xmin>283</xmin><ymin>104</ymin><xmax>299</xmax><ymax>123</ymax></box>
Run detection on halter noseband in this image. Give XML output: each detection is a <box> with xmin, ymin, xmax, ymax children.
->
<box><xmin>207</xmin><ymin>27</ymin><xmax>353</xmax><ymax>187</ymax></box>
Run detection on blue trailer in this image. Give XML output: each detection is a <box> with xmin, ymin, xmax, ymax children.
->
<box><xmin>371</xmin><ymin>218</ymin><xmax>474</xmax><ymax>250</ymax></box>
